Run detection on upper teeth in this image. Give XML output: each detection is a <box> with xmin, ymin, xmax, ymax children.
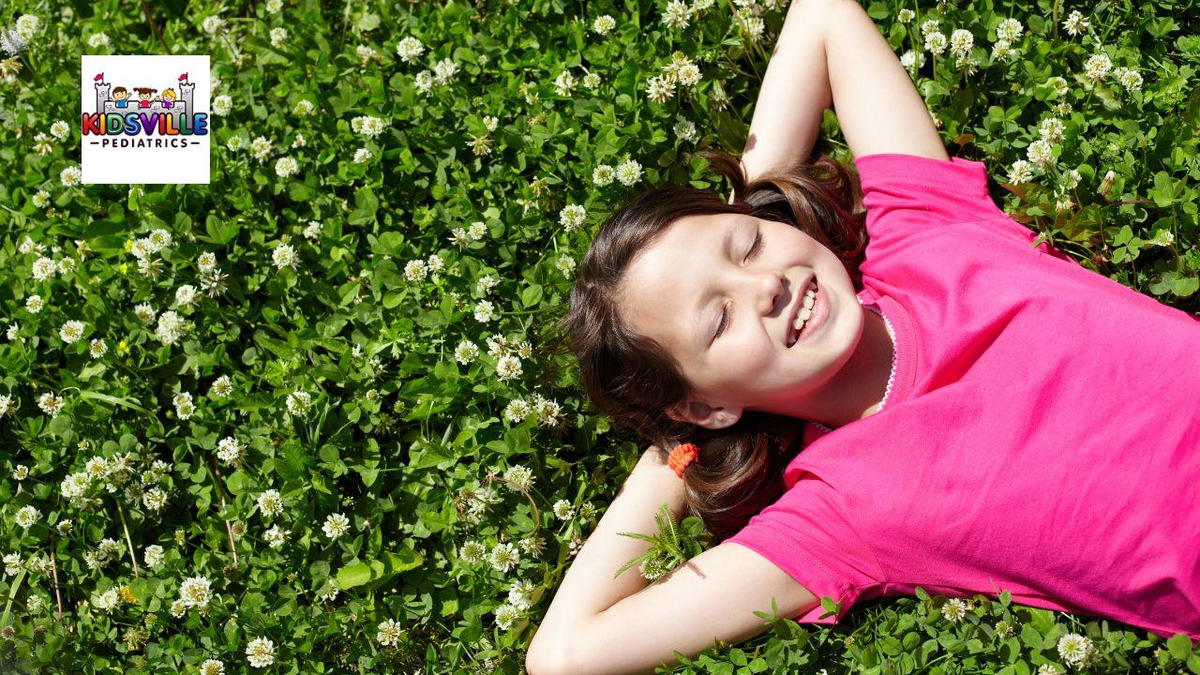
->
<box><xmin>793</xmin><ymin>281</ymin><xmax>818</xmax><ymax>332</ymax></box>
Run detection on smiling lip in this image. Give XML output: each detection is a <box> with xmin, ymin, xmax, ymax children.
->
<box><xmin>785</xmin><ymin>275</ymin><xmax>816</xmax><ymax>347</ymax></box>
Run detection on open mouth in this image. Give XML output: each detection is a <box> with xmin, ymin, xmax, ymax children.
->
<box><xmin>786</xmin><ymin>277</ymin><xmax>821</xmax><ymax>348</ymax></box>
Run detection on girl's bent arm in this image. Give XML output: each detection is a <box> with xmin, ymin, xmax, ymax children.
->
<box><xmin>525</xmin><ymin>448</ymin><xmax>820</xmax><ymax>675</ymax></box>
<box><xmin>739</xmin><ymin>0</ymin><xmax>835</xmax><ymax>184</ymax></box>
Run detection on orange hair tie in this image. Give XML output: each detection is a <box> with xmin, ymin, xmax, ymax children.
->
<box><xmin>668</xmin><ymin>443</ymin><xmax>700</xmax><ymax>478</ymax></box>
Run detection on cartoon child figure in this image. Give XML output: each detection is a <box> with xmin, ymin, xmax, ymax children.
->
<box><xmin>112</xmin><ymin>86</ymin><xmax>131</xmax><ymax>108</ymax></box>
<box><xmin>160</xmin><ymin>88</ymin><xmax>176</xmax><ymax>109</ymax></box>
<box><xmin>134</xmin><ymin>87</ymin><xmax>157</xmax><ymax>108</ymax></box>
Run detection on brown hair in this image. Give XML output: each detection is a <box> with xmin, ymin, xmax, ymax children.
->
<box><xmin>560</xmin><ymin>150</ymin><xmax>868</xmax><ymax>541</ymax></box>
<box><xmin>112</xmin><ymin>86</ymin><xmax>128</xmax><ymax>94</ymax></box>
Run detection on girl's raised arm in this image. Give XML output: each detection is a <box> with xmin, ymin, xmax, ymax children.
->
<box><xmin>739</xmin><ymin>0</ymin><xmax>948</xmax><ymax>188</ymax></box>
<box><xmin>739</xmin><ymin>0</ymin><xmax>834</xmax><ymax>184</ymax></box>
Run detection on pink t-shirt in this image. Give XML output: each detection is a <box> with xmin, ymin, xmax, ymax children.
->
<box><xmin>725</xmin><ymin>153</ymin><xmax>1200</xmax><ymax>640</ymax></box>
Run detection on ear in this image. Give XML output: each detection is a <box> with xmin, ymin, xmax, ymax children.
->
<box><xmin>666</xmin><ymin>399</ymin><xmax>743</xmax><ymax>430</ymax></box>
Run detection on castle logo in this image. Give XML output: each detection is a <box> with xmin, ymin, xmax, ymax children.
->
<box><xmin>81</xmin><ymin>55</ymin><xmax>210</xmax><ymax>184</ymax></box>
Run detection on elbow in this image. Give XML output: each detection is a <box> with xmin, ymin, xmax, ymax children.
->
<box><xmin>525</xmin><ymin>631</ymin><xmax>572</xmax><ymax>675</ymax></box>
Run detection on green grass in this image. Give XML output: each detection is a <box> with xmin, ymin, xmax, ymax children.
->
<box><xmin>0</xmin><ymin>0</ymin><xmax>1197</xmax><ymax>672</ymax></box>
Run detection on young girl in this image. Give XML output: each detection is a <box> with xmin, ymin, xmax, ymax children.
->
<box><xmin>526</xmin><ymin>0</ymin><xmax>1200</xmax><ymax>673</ymax></box>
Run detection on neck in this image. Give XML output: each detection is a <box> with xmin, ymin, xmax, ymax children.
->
<box><xmin>807</xmin><ymin>307</ymin><xmax>894</xmax><ymax>429</ymax></box>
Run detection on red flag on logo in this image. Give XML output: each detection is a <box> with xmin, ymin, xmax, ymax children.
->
<box><xmin>94</xmin><ymin>72</ymin><xmax>104</xmax><ymax>81</ymax></box>
<box><xmin>178</xmin><ymin>73</ymin><xmax>188</xmax><ymax>81</ymax></box>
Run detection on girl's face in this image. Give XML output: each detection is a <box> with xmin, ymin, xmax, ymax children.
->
<box><xmin>618</xmin><ymin>212</ymin><xmax>866</xmax><ymax>428</ymax></box>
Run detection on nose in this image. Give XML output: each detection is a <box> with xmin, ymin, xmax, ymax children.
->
<box><xmin>751</xmin><ymin>270</ymin><xmax>786</xmax><ymax>317</ymax></box>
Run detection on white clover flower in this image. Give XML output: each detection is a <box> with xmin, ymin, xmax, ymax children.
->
<box><xmin>552</xmin><ymin>253</ymin><xmax>576</xmax><ymax>275</ymax></box>
<box><xmin>87</xmin><ymin>338</ymin><xmax>107</xmax><ymax>359</ymax></box>
<box><xmin>93</xmin><ymin>588</ymin><xmax>121</xmax><ymax>613</ymax></box>
<box><xmin>941</xmin><ymin>598</ymin><xmax>971</xmax><ymax>623</ymax></box>
<box><xmin>454</xmin><ymin>340</ymin><xmax>479</xmax><ymax>365</ymax></box>
<box><xmin>578</xmin><ymin>502</ymin><xmax>597</xmax><ymax>520</ymax></box>
<box><xmin>87</xmin><ymin>32</ymin><xmax>110</xmax><ymax>48</ymax></box>
<box><xmin>1083</xmin><ymin>53</ymin><xmax>1112</xmax><ymax>82</ymax></box>
<box><xmin>289</xmin><ymin>100</ymin><xmax>314</xmax><ymax>117</ymax></box>
<box><xmin>592</xmin><ymin>14</ymin><xmax>616</xmax><ymax>34</ymax></box>
<box><xmin>264</xmin><ymin>524</ymin><xmax>287</xmax><ymax>548</ymax></box>
<box><xmin>559</xmin><ymin>204</ymin><xmax>587</xmax><ymax>231</ymax></box>
<box><xmin>201</xmin><ymin>15</ymin><xmax>224</xmax><ymax>34</ymax></box>
<box><xmin>473</xmin><ymin>300</ymin><xmax>498</xmax><ymax>323</ymax></box>
<box><xmin>210</xmin><ymin>375</ymin><xmax>233</xmax><ymax>398</ymax></box>
<box><xmin>646</xmin><ymin>75</ymin><xmax>675</xmax><ymax>103</ymax></box>
<box><xmin>1113</xmin><ymin>66</ymin><xmax>1143</xmax><ymax>93</ymax></box>
<box><xmin>467</xmin><ymin>221</ymin><xmax>488</xmax><ymax>240</ymax></box>
<box><xmin>1063</xmin><ymin>168</ymin><xmax>1082</xmax><ymax>190</ymax></box>
<box><xmin>353</xmin><ymin>147</ymin><xmax>372</xmax><ymax>163</ymax></box>
<box><xmin>582</xmin><ymin>72</ymin><xmax>601</xmax><ymax>90</ymax></box>
<box><xmin>143</xmin><ymin>544</ymin><xmax>165</xmax><ymax>569</ymax></box>
<box><xmin>217</xmin><ymin>436</ymin><xmax>244</xmax><ymax>464</ymax></box>
<box><xmin>246</xmin><ymin>637</ymin><xmax>276</xmax><ymax>668</ymax></box>
<box><xmin>425</xmin><ymin>253</ymin><xmax>444</xmax><ymax>276</ymax></box>
<box><xmin>1035</xmin><ymin>664</ymin><xmax>1061</xmax><ymax>675</ymax></box>
<box><xmin>1056</xmin><ymin>632</ymin><xmax>1096</xmax><ymax>667</ymax></box>
<box><xmin>286</xmin><ymin>390</ymin><xmax>312</xmax><ymax>416</ymax></box>
<box><xmin>414</xmin><ymin>70</ymin><xmax>434</xmax><ymax>93</ymax></box>
<box><xmin>488</xmin><ymin>542</ymin><xmax>520</xmax><ymax>573</ymax></box>
<box><xmin>225</xmin><ymin>135</ymin><xmax>244</xmax><ymax>151</ymax></box>
<box><xmin>179</xmin><ymin>575</ymin><xmax>213</xmax><ymax>608</ymax></box>
<box><xmin>553</xmin><ymin>69</ymin><xmax>576</xmax><ymax>97</ymax></box>
<box><xmin>303</xmin><ymin>221</ymin><xmax>322</xmax><ymax>240</ymax></box>
<box><xmin>615</xmin><ymin>159</ymin><xmax>643</xmax><ymax>186</ymax></box>
<box><xmin>55</xmin><ymin>321</ymin><xmax>86</xmax><ymax>347</ymax></box>
<box><xmin>210</xmin><ymin>94</ymin><xmax>233</xmax><ymax>116</ymax></box>
<box><xmin>996</xmin><ymin>18</ymin><xmax>1023</xmax><ymax>42</ymax></box>
<box><xmin>14</xmin><ymin>505</ymin><xmax>40</xmax><ymax>528</ymax></box>
<box><xmin>674</xmin><ymin>119</ymin><xmax>698</xmax><ymax>142</ymax></box>
<box><xmin>322</xmin><ymin>512</ymin><xmax>351</xmax><ymax>539</ymax></box>
<box><xmin>991</xmin><ymin>40</ymin><xmax>1015</xmax><ymax>63</ymax></box>
<box><xmin>272</xmin><ymin>243</ymin><xmax>299</xmax><ymax>270</ymax></box>
<box><xmin>377</xmin><ymin>618</ymin><xmax>404</xmax><ymax>647</ymax></box>
<box><xmin>0</xmin><ymin>394</ymin><xmax>12</xmax><ymax>418</ymax></box>
<box><xmin>49</xmin><ymin>120</ymin><xmax>69</xmax><ymax>140</ymax></box>
<box><xmin>432</xmin><ymin>58</ymin><xmax>458</xmax><ymax>84</ymax></box>
<box><xmin>274</xmin><ymin>156</ymin><xmax>299</xmax><ymax>178</ymax></box>
<box><xmin>15</xmin><ymin>15</ymin><xmax>43</xmax><ymax>40</ymax></box>
<box><xmin>60</xmin><ymin>165</ymin><xmax>82</xmax><ymax>186</ymax></box>
<box><xmin>592</xmin><ymin>164</ymin><xmax>615</xmax><ymax>186</ymax></box>
<box><xmin>25</xmin><ymin>294</ymin><xmax>44</xmax><ymax>313</ymax></box>
<box><xmin>920</xmin><ymin>19</ymin><xmax>940</xmax><ymax>36</ymax></box>
<box><xmin>3</xmin><ymin>553</ymin><xmax>22</xmax><ymax>576</ymax></box>
<box><xmin>31</xmin><ymin>190</ymin><xmax>50</xmax><ymax>209</ymax></box>
<box><xmin>403</xmin><ymin>259</ymin><xmax>428</xmax><ymax>283</ymax></box>
<box><xmin>483</xmin><ymin>115</ymin><xmax>499</xmax><ymax>132</ymax></box>
<box><xmin>11</xmin><ymin>465</ymin><xmax>27</xmax><ymax>480</ymax></box>
<box><xmin>949</xmin><ymin>29</ymin><xmax>973</xmax><ymax>58</ymax></box>
<box><xmin>1007</xmin><ymin>159</ymin><xmax>1034</xmax><ymax>184</ymax></box>
<box><xmin>395</xmin><ymin>36</ymin><xmax>425</xmax><ymax>63</ymax></box>
<box><xmin>475</xmin><ymin>274</ymin><xmax>499</xmax><ymax>296</ymax></box>
<box><xmin>37</xmin><ymin>392</ymin><xmax>63</xmax><ymax>417</ymax></box>
<box><xmin>552</xmin><ymin>499</ymin><xmax>574</xmax><ymax>520</ymax></box>
<box><xmin>249</xmin><ymin>135</ymin><xmax>273</xmax><ymax>161</ymax></box>
<box><xmin>504</xmin><ymin>398</ymin><xmax>532</xmax><ymax>423</ymax></box>
<box><xmin>507</xmin><ymin>579</ymin><xmax>537</xmax><ymax>611</ymax></box>
<box><xmin>662</xmin><ymin>1</ymin><xmax>691</xmax><ymax>29</ymax></box>
<box><xmin>504</xmin><ymin>465</ymin><xmax>534</xmax><ymax>491</ymax></box>
<box><xmin>897</xmin><ymin>8</ymin><xmax>914</xmax><ymax>22</ymax></box>
<box><xmin>1038</xmin><ymin>117</ymin><xmax>1065</xmax><ymax>144</ymax></box>
<box><xmin>1045</xmin><ymin>75</ymin><xmax>1069</xmax><ymax>97</ymax></box>
<box><xmin>925</xmin><ymin>31</ymin><xmax>948</xmax><ymax>55</ymax></box>
<box><xmin>170</xmin><ymin>284</ymin><xmax>197</xmax><ymax>309</ymax></box>
<box><xmin>169</xmin><ymin>599</ymin><xmax>186</xmax><ymax>618</ymax></box>
<box><xmin>266</xmin><ymin>0</ymin><xmax>282</xmax><ymax>10</ymax></box>
<box><xmin>532</xmin><ymin>395</ymin><xmax>563</xmax><ymax>427</ymax></box>
<box><xmin>269</xmin><ymin>27</ymin><xmax>287</xmax><ymax>48</ymax></box>
<box><xmin>1055</xmin><ymin>197</ymin><xmax>1075</xmax><ymax>213</ymax></box>
<box><xmin>1062</xmin><ymin>10</ymin><xmax>1088</xmax><ymax>37</ymax></box>
<box><xmin>459</xmin><ymin>540</ymin><xmax>486</xmax><ymax>564</ymax></box>
<box><xmin>173</xmin><ymin>392</ymin><xmax>195</xmax><ymax>420</ymax></box>
<box><xmin>495</xmin><ymin>354</ymin><xmax>522</xmax><ymax>380</ymax></box>
<box><xmin>1027</xmin><ymin>139</ymin><xmax>1055</xmax><ymax>168</ymax></box>
<box><xmin>493</xmin><ymin>603</ymin><xmax>521</xmax><ymax>630</ymax></box>
<box><xmin>143</xmin><ymin>487</ymin><xmax>168</xmax><ymax>511</ymax></box>
<box><xmin>351</xmin><ymin>115</ymin><xmax>386</xmax><ymax>138</ymax></box>
<box><xmin>257</xmin><ymin>489</ymin><xmax>284</xmax><ymax>517</ymax></box>
<box><xmin>199</xmin><ymin>659</ymin><xmax>225</xmax><ymax>675</ymax></box>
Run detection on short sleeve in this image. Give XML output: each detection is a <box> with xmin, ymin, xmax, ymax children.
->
<box><xmin>853</xmin><ymin>153</ymin><xmax>1012</xmax><ymax>236</ymax></box>
<box><xmin>724</xmin><ymin>475</ymin><xmax>884</xmax><ymax>627</ymax></box>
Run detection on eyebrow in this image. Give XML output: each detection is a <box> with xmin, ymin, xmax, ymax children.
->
<box><xmin>694</xmin><ymin>222</ymin><xmax>739</xmax><ymax>351</ymax></box>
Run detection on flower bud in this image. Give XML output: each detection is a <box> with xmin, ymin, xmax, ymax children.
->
<box><xmin>1098</xmin><ymin>170</ymin><xmax>1116</xmax><ymax>197</ymax></box>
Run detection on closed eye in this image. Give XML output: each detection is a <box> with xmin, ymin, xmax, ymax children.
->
<box><xmin>714</xmin><ymin>227</ymin><xmax>764</xmax><ymax>341</ymax></box>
